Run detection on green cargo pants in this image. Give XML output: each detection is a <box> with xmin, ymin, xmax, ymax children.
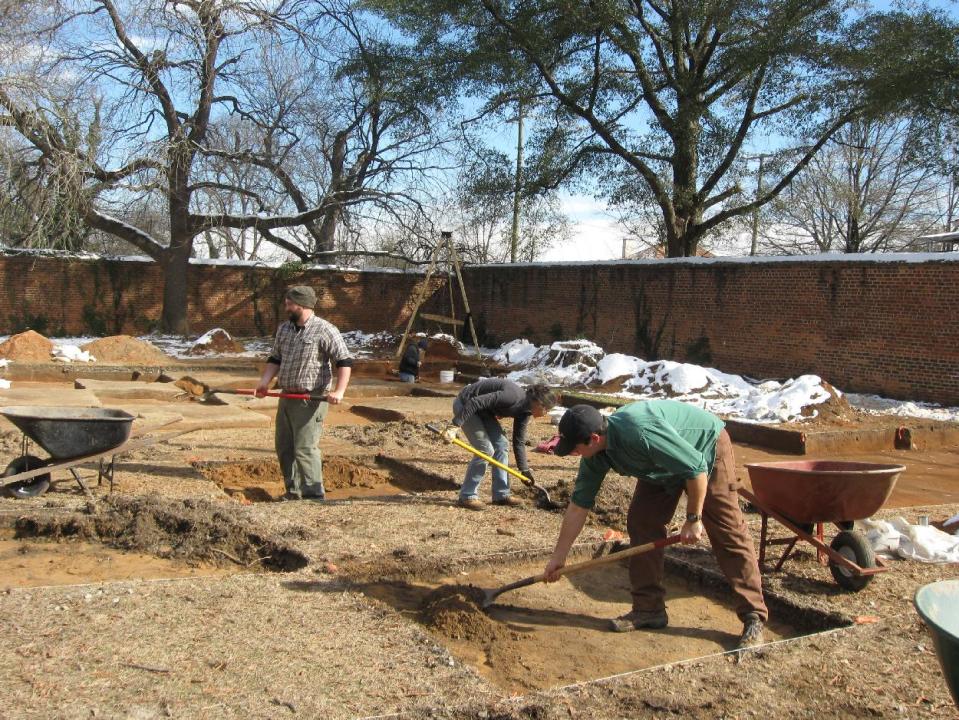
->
<box><xmin>275</xmin><ymin>397</ymin><xmax>329</xmax><ymax>498</ymax></box>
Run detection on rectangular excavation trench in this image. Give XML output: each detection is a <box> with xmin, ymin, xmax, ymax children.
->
<box><xmin>1</xmin><ymin>495</ymin><xmax>309</xmax><ymax>588</ymax></box>
<box><xmin>0</xmin><ymin>525</ymin><xmax>233</xmax><ymax>588</ymax></box>
<box><xmin>196</xmin><ymin>455</ymin><xmax>457</xmax><ymax>503</ymax></box>
<box><xmin>359</xmin><ymin>551</ymin><xmax>848</xmax><ymax>693</ymax></box>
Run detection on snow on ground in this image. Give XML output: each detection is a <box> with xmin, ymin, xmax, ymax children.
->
<box><xmin>495</xmin><ymin>339</ymin><xmax>837</xmax><ymax>423</ymax></box>
<box><xmin>192</xmin><ymin>328</ymin><xmax>230</xmax><ymax>346</ymax></box>
<box><xmin>144</xmin><ymin>334</ymin><xmax>268</xmax><ymax>359</ymax></box>
<box><xmin>0</xmin><ymin>358</ymin><xmax>9</xmax><ymax>369</ymax></box>
<box><xmin>496</xmin><ymin>337</ymin><xmax>959</xmax><ymax>424</ymax></box>
<box><xmin>846</xmin><ymin>393</ymin><xmax>959</xmax><ymax>423</ymax></box>
<box><xmin>51</xmin><ymin>345</ymin><xmax>95</xmax><ymax>363</ymax></box>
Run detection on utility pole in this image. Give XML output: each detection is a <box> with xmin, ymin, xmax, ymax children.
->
<box><xmin>750</xmin><ymin>154</ymin><xmax>766</xmax><ymax>256</ymax></box>
<box><xmin>510</xmin><ymin>98</ymin><xmax>524</xmax><ymax>263</ymax></box>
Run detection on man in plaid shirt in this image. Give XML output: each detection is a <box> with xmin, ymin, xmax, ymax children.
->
<box><xmin>255</xmin><ymin>285</ymin><xmax>353</xmax><ymax>501</ymax></box>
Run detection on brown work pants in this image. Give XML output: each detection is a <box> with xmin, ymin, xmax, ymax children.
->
<box><xmin>626</xmin><ymin>430</ymin><xmax>768</xmax><ymax>622</ymax></box>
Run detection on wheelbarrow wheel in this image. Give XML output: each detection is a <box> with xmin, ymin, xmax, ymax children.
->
<box><xmin>3</xmin><ymin>455</ymin><xmax>52</xmax><ymax>498</ymax></box>
<box><xmin>829</xmin><ymin>530</ymin><xmax>875</xmax><ymax>591</ymax></box>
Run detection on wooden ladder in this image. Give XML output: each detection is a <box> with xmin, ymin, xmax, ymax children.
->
<box><xmin>394</xmin><ymin>231</ymin><xmax>485</xmax><ymax>364</ymax></box>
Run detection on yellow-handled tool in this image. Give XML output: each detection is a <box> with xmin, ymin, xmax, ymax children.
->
<box><xmin>427</xmin><ymin>422</ymin><xmax>562</xmax><ymax>509</ymax></box>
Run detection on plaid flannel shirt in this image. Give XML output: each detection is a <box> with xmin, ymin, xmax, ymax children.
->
<box><xmin>269</xmin><ymin>316</ymin><xmax>353</xmax><ymax>393</ymax></box>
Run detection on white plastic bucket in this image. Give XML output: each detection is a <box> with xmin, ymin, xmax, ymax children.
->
<box><xmin>439</xmin><ymin>369</ymin><xmax>455</xmax><ymax>383</ymax></box>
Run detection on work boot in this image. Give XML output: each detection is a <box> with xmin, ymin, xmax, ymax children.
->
<box><xmin>737</xmin><ymin>613</ymin><xmax>765</xmax><ymax>650</ymax></box>
<box><xmin>608</xmin><ymin>609</ymin><xmax>668</xmax><ymax>632</ymax></box>
<box><xmin>492</xmin><ymin>496</ymin><xmax>522</xmax><ymax>507</ymax></box>
<box><xmin>457</xmin><ymin>498</ymin><xmax>485</xmax><ymax>511</ymax></box>
<box><xmin>277</xmin><ymin>492</ymin><xmax>301</xmax><ymax>502</ymax></box>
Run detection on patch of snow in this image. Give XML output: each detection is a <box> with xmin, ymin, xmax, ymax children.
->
<box><xmin>0</xmin><ymin>358</ymin><xmax>9</xmax><ymax>369</ymax></box>
<box><xmin>846</xmin><ymin>393</ymin><xmax>959</xmax><ymax>423</ymax></box>
<box><xmin>51</xmin><ymin>345</ymin><xmax>95</xmax><ymax>363</ymax></box>
<box><xmin>0</xmin><ymin>378</ymin><xmax>10</xmax><ymax>389</ymax></box>
<box><xmin>492</xmin><ymin>338</ymin><xmax>836</xmax><ymax>423</ymax></box>
<box><xmin>594</xmin><ymin>353</ymin><xmax>645</xmax><ymax>384</ymax></box>
<box><xmin>193</xmin><ymin>328</ymin><xmax>231</xmax><ymax>346</ymax></box>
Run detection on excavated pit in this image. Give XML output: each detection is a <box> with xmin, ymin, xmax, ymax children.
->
<box><xmin>360</xmin><ymin>554</ymin><xmax>846</xmax><ymax>693</ymax></box>
<box><xmin>196</xmin><ymin>455</ymin><xmax>457</xmax><ymax>502</ymax></box>
<box><xmin>10</xmin><ymin>495</ymin><xmax>309</xmax><ymax>574</ymax></box>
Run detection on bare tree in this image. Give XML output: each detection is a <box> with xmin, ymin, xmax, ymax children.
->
<box><xmin>0</xmin><ymin>0</ymin><xmax>453</xmax><ymax>333</ymax></box>
<box><xmin>762</xmin><ymin>118</ymin><xmax>943</xmax><ymax>254</ymax></box>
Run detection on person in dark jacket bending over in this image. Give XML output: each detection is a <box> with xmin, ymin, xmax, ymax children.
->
<box><xmin>443</xmin><ymin>379</ymin><xmax>556</xmax><ymax>510</ymax></box>
<box><xmin>543</xmin><ymin>401</ymin><xmax>768</xmax><ymax>650</ymax></box>
<box><xmin>398</xmin><ymin>339</ymin><xmax>428</xmax><ymax>383</ymax></box>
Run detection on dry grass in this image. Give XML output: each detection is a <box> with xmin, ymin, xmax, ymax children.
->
<box><xmin>0</xmin><ymin>390</ymin><xmax>957</xmax><ymax>718</ymax></box>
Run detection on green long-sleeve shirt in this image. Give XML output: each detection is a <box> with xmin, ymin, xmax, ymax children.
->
<box><xmin>571</xmin><ymin>400</ymin><xmax>725</xmax><ymax>509</ymax></box>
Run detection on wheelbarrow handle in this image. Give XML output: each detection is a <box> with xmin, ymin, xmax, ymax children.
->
<box><xmin>215</xmin><ymin>389</ymin><xmax>328</xmax><ymax>401</ymax></box>
<box><xmin>426</xmin><ymin>422</ymin><xmax>533</xmax><ymax>486</ymax></box>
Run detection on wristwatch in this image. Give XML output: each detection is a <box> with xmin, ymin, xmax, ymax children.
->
<box><xmin>686</xmin><ymin>513</ymin><xmax>701</xmax><ymax>522</ymax></box>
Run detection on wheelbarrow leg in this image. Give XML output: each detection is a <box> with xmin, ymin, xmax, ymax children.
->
<box><xmin>816</xmin><ymin>522</ymin><xmax>827</xmax><ymax>566</ymax></box>
<box><xmin>69</xmin><ymin>467</ymin><xmax>92</xmax><ymax>497</ymax></box>
<box><xmin>773</xmin><ymin>536</ymin><xmax>800</xmax><ymax>572</ymax></box>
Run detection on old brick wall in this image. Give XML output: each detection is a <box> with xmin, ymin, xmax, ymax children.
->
<box><xmin>0</xmin><ymin>255</ymin><xmax>428</xmax><ymax>338</ymax></box>
<box><xmin>2</xmin><ymin>253</ymin><xmax>956</xmax><ymax>404</ymax></box>
<box><xmin>457</xmin><ymin>257</ymin><xmax>959</xmax><ymax>405</ymax></box>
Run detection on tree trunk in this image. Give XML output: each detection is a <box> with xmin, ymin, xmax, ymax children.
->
<box><xmin>159</xmin><ymin>241</ymin><xmax>192</xmax><ymax>335</ymax></box>
<box><xmin>669</xmin><ymin>109</ymin><xmax>702</xmax><ymax>257</ymax></box>
<box><xmin>318</xmin><ymin>206</ymin><xmax>339</xmax><ymax>254</ymax></box>
<box><xmin>160</xmin><ymin>170</ymin><xmax>195</xmax><ymax>334</ymax></box>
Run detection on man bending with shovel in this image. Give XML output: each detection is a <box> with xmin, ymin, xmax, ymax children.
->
<box><xmin>543</xmin><ymin>401</ymin><xmax>768</xmax><ymax>650</ymax></box>
<box><xmin>442</xmin><ymin>379</ymin><xmax>556</xmax><ymax>510</ymax></box>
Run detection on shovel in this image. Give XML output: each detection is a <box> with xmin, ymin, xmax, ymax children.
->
<box><xmin>479</xmin><ymin>534</ymin><xmax>682</xmax><ymax>608</ymax></box>
<box><xmin>426</xmin><ymin>422</ymin><xmax>562</xmax><ymax>510</ymax></box>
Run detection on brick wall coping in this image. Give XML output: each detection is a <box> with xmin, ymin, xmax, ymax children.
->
<box><xmin>468</xmin><ymin>251</ymin><xmax>959</xmax><ymax>270</ymax></box>
<box><xmin>0</xmin><ymin>247</ymin><xmax>425</xmax><ymax>275</ymax></box>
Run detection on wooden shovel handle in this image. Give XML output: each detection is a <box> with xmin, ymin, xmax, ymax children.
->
<box><xmin>550</xmin><ymin>534</ymin><xmax>683</xmax><ymax>580</ymax></box>
<box><xmin>486</xmin><ymin>535</ymin><xmax>683</xmax><ymax>605</ymax></box>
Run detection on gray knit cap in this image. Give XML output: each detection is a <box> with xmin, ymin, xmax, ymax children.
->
<box><xmin>285</xmin><ymin>285</ymin><xmax>317</xmax><ymax>309</ymax></box>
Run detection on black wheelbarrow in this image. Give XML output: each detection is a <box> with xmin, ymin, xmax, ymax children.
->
<box><xmin>741</xmin><ymin>460</ymin><xmax>905</xmax><ymax>591</ymax></box>
<box><xmin>1</xmin><ymin>406</ymin><xmax>135</xmax><ymax>498</ymax></box>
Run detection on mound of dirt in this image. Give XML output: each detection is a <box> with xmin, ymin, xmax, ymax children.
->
<box><xmin>81</xmin><ymin>335</ymin><xmax>169</xmax><ymax>364</ymax></box>
<box><xmin>187</xmin><ymin>329</ymin><xmax>245</xmax><ymax>355</ymax></box>
<box><xmin>422</xmin><ymin>338</ymin><xmax>462</xmax><ymax>361</ymax></box>
<box><xmin>196</xmin><ymin>456</ymin><xmax>394</xmax><ymax>502</ymax></box>
<box><xmin>0</xmin><ymin>330</ymin><xmax>54</xmax><ymax>361</ymax></box>
<box><xmin>174</xmin><ymin>375</ymin><xmax>209</xmax><ymax>397</ymax></box>
<box><xmin>805</xmin><ymin>380</ymin><xmax>854</xmax><ymax>422</ymax></box>
<box><xmin>13</xmin><ymin>495</ymin><xmax>308</xmax><ymax>571</ymax></box>
<box><xmin>420</xmin><ymin>585</ymin><xmax>499</xmax><ymax>643</ymax></box>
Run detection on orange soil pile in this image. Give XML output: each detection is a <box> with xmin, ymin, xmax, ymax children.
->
<box><xmin>0</xmin><ymin>330</ymin><xmax>54</xmax><ymax>362</ymax></box>
<box><xmin>174</xmin><ymin>376</ymin><xmax>209</xmax><ymax>397</ymax></box>
<box><xmin>422</xmin><ymin>338</ymin><xmax>462</xmax><ymax>361</ymax></box>
<box><xmin>419</xmin><ymin>585</ymin><xmax>498</xmax><ymax>642</ymax></box>
<box><xmin>187</xmin><ymin>329</ymin><xmax>245</xmax><ymax>355</ymax></box>
<box><xmin>81</xmin><ymin>336</ymin><xmax>169</xmax><ymax>364</ymax></box>
<box><xmin>196</xmin><ymin>456</ymin><xmax>392</xmax><ymax>502</ymax></box>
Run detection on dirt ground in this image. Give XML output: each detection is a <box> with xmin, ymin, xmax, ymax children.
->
<box><xmin>361</xmin><ymin>560</ymin><xmax>798</xmax><ymax>693</ymax></box>
<box><xmin>0</xmin><ymin>370</ymin><xmax>957</xmax><ymax>719</ymax></box>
